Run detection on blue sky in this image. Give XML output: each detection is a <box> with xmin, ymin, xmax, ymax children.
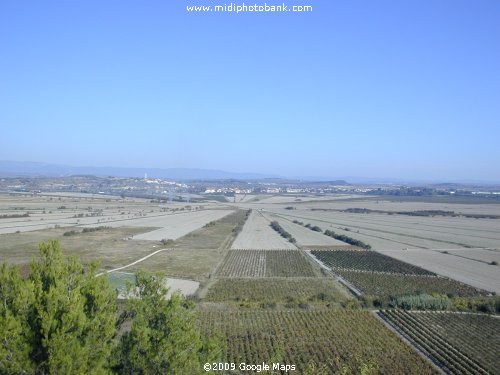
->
<box><xmin>1</xmin><ymin>1</ymin><xmax>499</xmax><ymax>182</ymax></box>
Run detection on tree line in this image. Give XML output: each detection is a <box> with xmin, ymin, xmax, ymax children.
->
<box><xmin>270</xmin><ymin>221</ymin><xmax>296</xmax><ymax>243</ymax></box>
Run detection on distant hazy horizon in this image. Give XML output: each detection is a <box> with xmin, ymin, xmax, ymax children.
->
<box><xmin>1</xmin><ymin>1</ymin><xmax>499</xmax><ymax>182</ymax></box>
<box><xmin>1</xmin><ymin>159</ymin><xmax>500</xmax><ymax>185</ymax></box>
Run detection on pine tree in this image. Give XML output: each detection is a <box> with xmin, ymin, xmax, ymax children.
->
<box><xmin>0</xmin><ymin>240</ymin><xmax>118</xmax><ymax>374</ymax></box>
<box><xmin>114</xmin><ymin>271</ymin><xmax>221</xmax><ymax>374</ymax></box>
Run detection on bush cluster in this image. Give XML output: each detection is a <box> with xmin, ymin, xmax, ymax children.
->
<box><xmin>270</xmin><ymin>221</ymin><xmax>296</xmax><ymax>243</ymax></box>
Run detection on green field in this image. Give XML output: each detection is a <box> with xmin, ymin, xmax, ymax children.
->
<box><xmin>198</xmin><ymin>310</ymin><xmax>438</xmax><ymax>374</ymax></box>
<box><xmin>216</xmin><ymin>250</ymin><xmax>318</xmax><ymax>277</ymax></box>
<box><xmin>337</xmin><ymin>270</ymin><xmax>488</xmax><ymax>300</ymax></box>
<box><xmin>205</xmin><ymin>277</ymin><xmax>348</xmax><ymax>305</ymax></box>
<box><xmin>312</xmin><ymin>249</ymin><xmax>434</xmax><ymax>275</ymax></box>
<box><xmin>379</xmin><ymin>310</ymin><xmax>500</xmax><ymax>374</ymax></box>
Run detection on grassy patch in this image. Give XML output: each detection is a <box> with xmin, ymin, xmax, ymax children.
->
<box><xmin>0</xmin><ymin>226</ymin><xmax>158</xmax><ymax>269</ymax></box>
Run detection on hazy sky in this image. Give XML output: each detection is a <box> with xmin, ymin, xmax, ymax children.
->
<box><xmin>1</xmin><ymin>1</ymin><xmax>499</xmax><ymax>182</ymax></box>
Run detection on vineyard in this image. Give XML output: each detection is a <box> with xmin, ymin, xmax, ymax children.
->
<box><xmin>311</xmin><ymin>249</ymin><xmax>434</xmax><ymax>275</ymax></box>
<box><xmin>198</xmin><ymin>310</ymin><xmax>438</xmax><ymax>374</ymax></box>
<box><xmin>336</xmin><ymin>270</ymin><xmax>486</xmax><ymax>299</ymax></box>
<box><xmin>379</xmin><ymin>310</ymin><xmax>500</xmax><ymax>374</ymax></box>
<box><xmin>205</xmin><ymin>277</ymin><xmax>346</xmax><ymax>304</ymax></box>
<box><xmin>216</xmin><ymin>250</ymin><xmax>316</xmax><ymax>277</ymax></box>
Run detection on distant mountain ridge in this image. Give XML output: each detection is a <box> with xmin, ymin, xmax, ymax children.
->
<box><xmin>0</xmin><ymin>160</ymin><xmax>277</xmax><ymax>180</ymax></box>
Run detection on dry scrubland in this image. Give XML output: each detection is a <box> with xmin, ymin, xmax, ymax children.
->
<box><xmin>231</xmin><ymin>210</ymin><xmax>297</xmax><ymax>249</ymax></box>
<box><xmin>0</xmin><ymin>226</ymin><xmax>159</xmax><ymax>269</ymax></box>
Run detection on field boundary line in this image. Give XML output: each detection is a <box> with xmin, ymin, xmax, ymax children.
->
<box><xmin>304</xmin><ymin>250</ymin><xmax>362</xmax><ymax>296</ymax></box>
<box><xmin>96</xmin><ymin>248</ymin><xmax>172</xmax><ymax>277</ymax></box>
<box><xmin>372</xmin><ymin>311</ymin><xmax>446</xmax><ymax>374</ymax></box>
<box><xmin>76</xmin><ymin>208</ymin><xmax>208</xmax><ymax>228</ymax></box>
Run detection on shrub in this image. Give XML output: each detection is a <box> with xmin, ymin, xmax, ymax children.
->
<box><xmin>390</xmin><ymin>294</ymin><xmax>452</xmax><ymax>310</ymax></box>
<box><xmin>160</xmin><ymin>238</ymin><xmax>175</xmax><ymax>246</ymax></box>
<box><xmin>269</xmin><ymin>221</ymin><xmax>296</xmax><ymax>243</ymax></box>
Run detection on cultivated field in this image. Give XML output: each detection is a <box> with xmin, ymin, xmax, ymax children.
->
<box><xmin>377</xmin><ymin>249</ymin><xmax>500</xmax><ymax>293</ymax></box>
<box><xmin>298</xmin><ymin>198</ymin><xmax>500</xmax><ymax>216</ymax></box>
<box><xmin>379</xmin><ymin>310</ymin><xmax>500</xmax><ymax>374</ymax></box>
<box><xmin>262</xmin><ymin>208</ymin><xmax>500</xmax><ymax>250</ymax></box>
<box><xmin>198</xmin><ymin>310</ymin><xmax>438</xmax><ymax>374</ymax></box>
<box><xmin>130</xmin><ymin>209</ymin><xmax>233</xmax><ymax>240</ymax></box>
<box><xmin>311</xmin><ymin>249</ymin><xmax>435</xmax><ymax>275</ymax></box>
<box><xmin>0</xmin><ymin>192</ymin><xmax>205</xmax><ymax>234</ymax></box>
<box><xmin>128</xmin><ymin>210</ymin><xmax>250</xmax><ymax>280</ymax></box>
<box><xmin>216</xmin><ymin>250</ymin><xmax>317</xmax><ymax>277</ymax></box>
<box><xmin>231</xmin><ymin>210</ymin><xmax>297</xmax><ymax>249</ymax></box>
<box><xmin>336</xmin><ymin>270</ymin><xmax>487</xmax><ymax>299</ymax></box>
<box><xmin>263</xmin><ymin>213</ymin><xmax>347</xmax><ymax>247</ymax></box>
<box><xmin>205</xmin><ymin>277</ymin><xmax>347</xmax><ymax>304</ymax></box>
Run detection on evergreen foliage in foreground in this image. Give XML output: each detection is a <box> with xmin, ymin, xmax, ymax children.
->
<box><xmin>0</xmin><ymin>240</ymin><xmax>219</xmax><ymax>374</ymax></box>
<box><xmin>113</xmin><ymin>271</ymin><xmax>221</xmax><ymax>374</ymax></box>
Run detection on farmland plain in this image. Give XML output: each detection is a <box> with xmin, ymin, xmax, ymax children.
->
<box><xmin>2</xmin><ymin>190</ymin><xmax>500</xmax><ymax>373</ymax></box>
<box><xmin>130</xmin><ymin>209</ymin><xmax>233</xmax><ymax>240</ymax></box>
<box><xmin>0</xmin><ymin>192</ymin><xmax>207</xmax><ymax>234</ymax></box>
<box><xmin>377</xmin><ymin>248</ymin><xmax>500</xmax><ymax>293</ymax></box>
<box><xmin>226</xmin><ymin>196</ymin><xmax>500</xmax><ymax>294</ymax></box>
<box><xmin>262</xmin><ymin>212</ymin><xmax>347</xmax><ymax>247</ymax></box>
<box><xmin>230</xmin><ymin>210</ymin><xmax>297</xmax><ymax>249</ymax></box>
